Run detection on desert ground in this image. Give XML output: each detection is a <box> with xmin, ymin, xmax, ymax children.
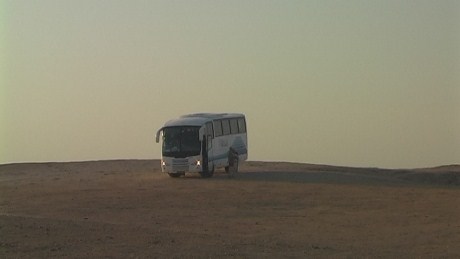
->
<box><xmin>1</xmin><ymin>160</ymin><xmax>459</xmax><ymax>258</ymax></box>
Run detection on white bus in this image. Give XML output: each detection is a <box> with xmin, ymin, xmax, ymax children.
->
<box><xmin>155</xmin><ymin>113</ymin><xmax>248</xmax><ymax>178</ymax></box>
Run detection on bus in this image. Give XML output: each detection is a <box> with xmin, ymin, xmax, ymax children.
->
<box><xmin>155</xmin><ymin>113</ymin><xmax>248</xmax><ymax>178</ymax></box>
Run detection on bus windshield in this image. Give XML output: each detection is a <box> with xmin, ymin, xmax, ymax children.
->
<box><xmin>162</xmin><ymin>126</ymin><xmax>201</xmax><ymax>158</ymax></box>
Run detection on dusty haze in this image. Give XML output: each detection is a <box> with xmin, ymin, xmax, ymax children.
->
<box><xmin>1</xmin><ymin>1</ymin><xmax>460</xmax><ymax>168</ymax></box>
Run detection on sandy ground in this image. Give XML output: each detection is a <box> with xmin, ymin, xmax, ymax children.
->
<box><xmin>1</xmin><ymin>160</ymin><xmax>459</xmax><ymax>258</ymax></box>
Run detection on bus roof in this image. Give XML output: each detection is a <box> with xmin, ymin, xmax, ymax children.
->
<box><xmin>163</xmin><ymin>113</ymin><xmax>245</xmax><ymax>127</ymax></box>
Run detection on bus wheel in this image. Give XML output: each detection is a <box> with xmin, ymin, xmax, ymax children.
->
<box><xmin>228</xmin><ymin>157</ymin><xmax>239</xmax><ymax>178</ymax></box>
<box><xmin>168</xmin><ymin>173</ymin><xmax>182</xmax><ymax>178</ymax></box>
<box><xmin>200</xmin><ymin>166</ymin><xmax>214</xmax><ymax>178</ymax></box>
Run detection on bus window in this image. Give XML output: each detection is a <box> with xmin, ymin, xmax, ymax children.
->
<box><xmin>214</xmin><ymin>120</ymin><xmax>223</xmax><ymax>137</ymax></box>
<box><xmin>206</xmin><ymin>122</ymin><xmax>213</xmax><ymax>138</ymax></box>
<box><xmin>222</xmin><ymin>120</ymin><xmax>231</xmax><ymax>135</ymax></box>
<box><xmin>238</xmin><ymin>118</ymin><xmax>246</xmax><ymax>133</ymax></box>
<box><xmin>230</xmin><ymin>119</ymin><xmax>238</xmax><ymax>134</ymax></box>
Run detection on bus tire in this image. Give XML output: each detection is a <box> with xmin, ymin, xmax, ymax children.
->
<box><xmin>200</xmin><ymin>163</ymin><xmax>214</xmax><ymax>178</ymax></box>
<box><xmin>227</xmin><ymin>148</ymin><xmax>238</xmax><ymax>177</ymax></box>
<box><xmin>228</xmin><ymin>157</ymin><xmax>239</xmax><ymax>178</ymax></box>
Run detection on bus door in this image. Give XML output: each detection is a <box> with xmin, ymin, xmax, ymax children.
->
<box><xmin>205</xmin><ymin>122</ymin><xmax>214</xmax><ymax>163</ymax></box>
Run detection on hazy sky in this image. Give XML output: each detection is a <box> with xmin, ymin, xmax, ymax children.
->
<box><xmin>2</xmin><ymin>0</ymin><xmax>459</xmax><ymax>168</ymax></box>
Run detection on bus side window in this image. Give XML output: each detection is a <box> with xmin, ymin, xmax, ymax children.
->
<box><xmin>214</xmin><ymin>120</ymin><xmax>223</xmax><ymax>137</ymax></box>
<box><xmin>230</xmin><ymin>119</ymin><xmax>238</xmax><ymax>134</ymax></box>
<box><xmin>237</xmin><ymin>118</ymin><xmax>246</xmax><ymax>133</ymax></box>
<box><xmin>206</xmin><ymin>122</ymin><xmax>213</xmax><ymax>138</ymax></box>
<box><xmin>222</xmin><ymin>120</ymin><xmax>231</xmax><ymax>135</ymax></box>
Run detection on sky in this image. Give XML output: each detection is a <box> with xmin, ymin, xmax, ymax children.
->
<box><xmin>1</xmin><ymin>0</ymin><xmax>459</xmax><ymax>168</ymax></box>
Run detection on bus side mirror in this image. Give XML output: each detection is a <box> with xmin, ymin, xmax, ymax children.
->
<box><xmin>155</xmin><ymin>128</ymin><xmax>162</xmax><ymax>143</ymax></box>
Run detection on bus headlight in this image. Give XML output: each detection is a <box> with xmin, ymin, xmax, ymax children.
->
<box><xmin>196</xmin><ymin>160</ymin><xmax>201</xmax><ymax>166</ymax></box>
<box><xmin>161</xmin><ymin>161</ymin><xmax>166</xmax><ymax>166</ymax></box>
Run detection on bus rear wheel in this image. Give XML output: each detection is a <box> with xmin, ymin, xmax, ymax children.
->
<box><xmin>226</xmin><ymin>148</ymin><xmax>239</xmax><ymax>178</ymax></box>
<box><xmin>228</xmin><ymin>157</ymin><xmax>239</xmax><ymax>178</ymax></box>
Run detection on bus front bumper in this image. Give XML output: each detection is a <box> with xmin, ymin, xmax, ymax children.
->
<box><xmin>161</xmin><ymin>157</ymin><xmax>202</xmax><ymax>174</ymax></box>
